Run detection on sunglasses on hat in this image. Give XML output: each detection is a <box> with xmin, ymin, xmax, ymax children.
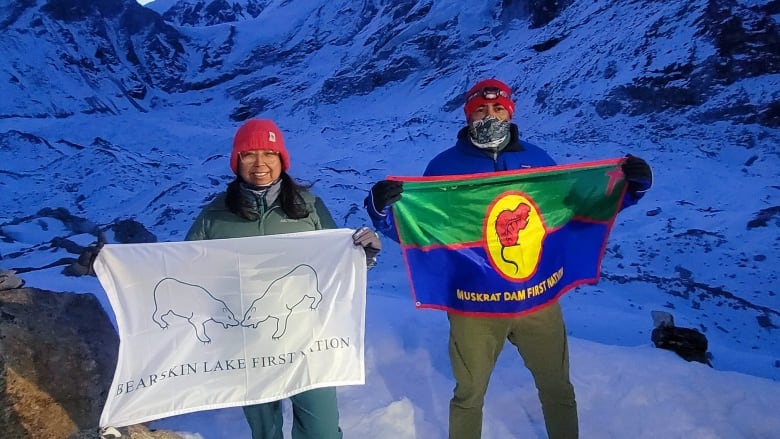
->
<box><xmin>466</xmin><ymin>86</ymin><xmax>511</xmax><ymax>102</ymax></box>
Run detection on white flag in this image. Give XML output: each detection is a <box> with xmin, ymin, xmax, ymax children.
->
<box><xmin>94</xmin><ymin>229</ymin><xmax>367</xmax><ymax>427</ymax></box>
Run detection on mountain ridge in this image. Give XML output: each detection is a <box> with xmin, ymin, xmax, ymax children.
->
<box><xmin>0</xmin><ymin>0</ymin><xmax>778</xmax><ymax>381</ymax></box>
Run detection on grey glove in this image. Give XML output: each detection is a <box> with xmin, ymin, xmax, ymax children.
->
<box><xmin>352</xmin><ymin>226</ymin><xmax>381</xmax><ymax>268</ymax></box>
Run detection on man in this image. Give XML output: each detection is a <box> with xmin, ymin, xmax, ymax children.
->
<box><xmin>363</xmin><ymin>79</ymin><xmax>652</xmax><ymax>439</ymax></box>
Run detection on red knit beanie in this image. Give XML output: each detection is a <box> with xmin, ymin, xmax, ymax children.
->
<box><xmin>463</xmin><ymin>79</ymin><xmax>515</xmax><ymax>120</ymax></box>
<box><xmin>230</xmin><ymin>119</ymin><xmax>290</xmax><ymax>174</ymax></box>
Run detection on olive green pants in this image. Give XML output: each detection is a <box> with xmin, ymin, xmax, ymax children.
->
<box><xmin>242</xmin><ymin>387</ymin><xmax>343</xmax><ymax>439</ymax></box>
<box><xmin>448</xmin><ymin>302</ymin><xmax>578</xmax><ymax>439</ymax></box>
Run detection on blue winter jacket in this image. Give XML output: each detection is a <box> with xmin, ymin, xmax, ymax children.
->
<box><xmin>368</xmin><ymin>124</ymin><xmax>640</xmax><ymax>241</ymax></box>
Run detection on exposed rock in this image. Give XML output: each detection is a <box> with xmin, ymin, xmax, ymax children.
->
<box><xmin>161</xmin><ymin>0</ymin><xmax>269</xmax><ymax>26</ymax></box>
<box><xmin>528</xmin><ymin>0</ymin><xmax>574</xmax><ymax>28</ymax></box>
<box><xmin>597</xmin><ymin>0</ymin><xmax>779</xmax><ymax>122</ymax></box>
<box><xmin>747</xmin><ymin>206</ymin><xmax>780</xmax><ymax>229</ymax></box>
<box><xmin>110</xmin><ymin>219</ymin><xmax>157</xmax><ymax>244</ymax></box>
<box><xmin>0</xmin><ymin>270</ymin><xmax>24</xmax><ymax>291</ymax></box>
<box><xmin>0</xmin><ymin>288</ymin><xmax>118</xmax><ymax>438</ymax></box>
<box><xmin>67</xmin><ymin>424</ymin><xmax>187</xmax><ymax>439</ymax></box>
<box><xmin>1</xmin><ymin>0</ymin><xmax>189</xmax><ymax>118</ymax></box>
<box><xmin>121</xmin><ymin>424</ymin><xmax>187</xmax><ymax>439</ymax></box>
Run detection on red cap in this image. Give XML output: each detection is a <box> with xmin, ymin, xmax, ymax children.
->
<box><xmin>463</xmin><ymin>79</ymin><xmax>515</xmax><ymax>120</ymax></box>
<box><xmin>230</xmin><ymin>119</ymin><xmax>290</xmax><ymax>174</ymax></box>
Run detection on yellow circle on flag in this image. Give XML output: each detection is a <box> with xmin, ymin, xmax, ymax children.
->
<box><xmin>484</xmin><ymin>192</ymin><xmax>546</xmax><ymax>280</ymax></box>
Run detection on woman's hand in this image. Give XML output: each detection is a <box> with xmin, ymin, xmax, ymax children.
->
<box><xmin>352</xmin><ymin>227</ymin><xmax>381</xmax><ymax>268</ymax></box>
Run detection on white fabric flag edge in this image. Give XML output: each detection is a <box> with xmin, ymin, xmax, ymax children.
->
<box><xmin>95</xmin><ymin>228</ymin><xmax>367</xmax><ymax>427</ymax></box>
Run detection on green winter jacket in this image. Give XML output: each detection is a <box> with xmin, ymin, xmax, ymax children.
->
<box><xmin>185</xmin><ymin>190</ymin><xmax>337</xmax><ymax>240</ymax></box>
<box><xmin>185</xmin><ymin>188</ymin><xmax>345</xmax><ymax>437</ymax></box>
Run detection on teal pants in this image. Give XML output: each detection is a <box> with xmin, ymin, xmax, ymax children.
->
<box><xmin>448</xmin><ymin>302</ymin><xmax>578</xmax><ymax>439</ymax></box>
<box><xmin>242</xmin><ymin>387</ymin><xmax>343</xmax><ymax>439</ymax></box>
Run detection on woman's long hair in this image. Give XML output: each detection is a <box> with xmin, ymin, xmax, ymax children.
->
<box><xmin>225</xmin><ymin>171</ymin><xmax>310</xmax><ymax>220</ymax></box>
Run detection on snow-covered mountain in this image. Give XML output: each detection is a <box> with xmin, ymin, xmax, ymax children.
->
<box><xmin>1</xmin><ymin>0</ymin><xmax>778</xmax><ymax>385</ymax></box>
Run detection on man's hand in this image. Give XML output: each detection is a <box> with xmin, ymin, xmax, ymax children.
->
<box><xmin>622</xmin><ymin>155</ymin><xmax>652</xmax><ymax>194</ymax></box>
<box><xmin>365</xmin><ymin>180</ymin><xmax>403</xmax><ymax>218</ymax></box>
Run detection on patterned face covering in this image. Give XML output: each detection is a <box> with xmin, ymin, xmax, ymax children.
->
<box><xmin>468</xmin><ymin>116</ymin><xmax>511</xmax><ymax>150</ymax></box>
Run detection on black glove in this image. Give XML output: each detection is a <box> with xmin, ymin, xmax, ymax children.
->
<box><xmin>622</xmin><ymin>155</ymin><xmax>652</xmax><ymax>194</ymax></box>
<box><xmin>364</xmin><ymin>180</ymin><xmax>403</xmax><ymax>218</ymax></box>
<box><xmin>352</xmin><ymin>227</ymin><xmax>381</xmax><ymax>268</ymax></box>
<box><xmin>76</xmin><ymin>232</ymin><xmax>106</xmax><ymax>276</ymax></box>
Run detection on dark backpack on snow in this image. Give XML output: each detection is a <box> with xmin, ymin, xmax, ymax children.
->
<box><xmin>650</xmin><ymin>310</ymin><xmax>712</xmax><ymax>366</ymax></box>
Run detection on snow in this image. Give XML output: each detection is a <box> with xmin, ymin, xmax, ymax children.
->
<box><xmin>21</xmin><ymin>261</ymin><xmax>780</xmax><ymax>438</ymax></box>
<box><xmin>20</xmin><ymin>261</ymin><xmax>780</xmax><ymax>438</ymax></box>
<box><xmin>2</xmin><ymin>0</ymin><xmax>778</xmax><ymax>437</ymax></box>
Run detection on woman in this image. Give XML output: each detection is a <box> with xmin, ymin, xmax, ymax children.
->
<box><xmin>186</xmin><ymin>118</ymin><xmax>381</xmax><ymax>439</ymax></box>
